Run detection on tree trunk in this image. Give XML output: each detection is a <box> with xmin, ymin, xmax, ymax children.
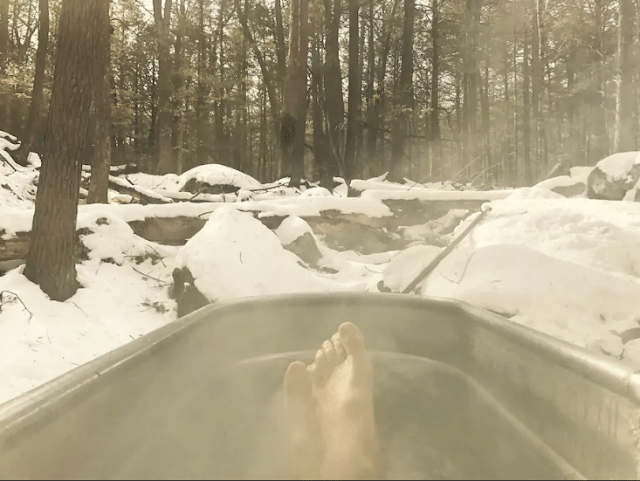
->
<box><xmin>195</xmin><ymin>0</ymin><xmax>209</xmax><ymax>166</ymax></box>
<box><xmin>153</xmin><ymin>0</ymin><xmax>173</xmax><ymax>174</ymax></box>
<box><xmin>0</xmin><ymin>0</ymin><xmax>9</xmax><ymax>127</ymax></box>
<box><xmin>522</xmin><ymin>32</ymin><xmax>533</xmax><ymax>185</ymax></box>
<box><xmin>365</xmin><ymin>0</ymin><xmax>376</xmax><ymax>178</ymax></box>
<box><xmin>343</xmin><ymin>0</ymin><xmax>361</xmax><ymax>184</ymax></box>
<box><xmin>323</xmin><ymin>0</ymin><xmax>344</xmax><ymax>179</ymax></box>
<box><xmin>429</xmin><ymin>0</ymin><xmax>441</xmax><ymax>177</ymax></box>
<box><xmin>13</xmin><ymin>0</ymin><xmax>48</xmax><ymax>166</ymax></box>
<box><xmin>24</xmin><ymin>0</ymin><xmax>106</xmax><ymax>302</ymax></box>
<box><xmin>590</xmin><ymin>0</ymin><xmax>609</xmax><ymax>163</ymax></box>
<box><xmin>171</xmin><ymin>0</ymin><xmax>186</xmax><ymax>174</ymax></box>
<box><xmin>281</xmin><ymin>0</ymin><xmax>309</xmax><ymax>187</ymax></box>
<box><xmin>388</xmin><ymin>0</ymin><xmax>414</xmax><ymax>183</ymax></box>
<box><xmin>615</xmin><ymin>0</ymin><xmax>636</xmax><ymax>152</ymax></box>
<box><xmin>87</xmin><ymin>0</ymin><xmax>112</xmax><ymax>204</ymax></box>
<box><xmin>311</xmin><ymin>33</ymin><xmax>330</xmax><ymax>185</ymax></box>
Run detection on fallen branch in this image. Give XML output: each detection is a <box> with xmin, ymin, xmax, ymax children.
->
<box><xmin>401</xmin><ymin>207</ymin><xmax>492</xmax><ymax>294</ymax></box>
<box><xmin>0</xmin><ymin>290</ymin><xmax>34</xmax><ymax>322</ymax></box>
<box><xmin>108</xmin><ymin>176</ymin><xmax>173</xmax><ymax>204</ymax></box>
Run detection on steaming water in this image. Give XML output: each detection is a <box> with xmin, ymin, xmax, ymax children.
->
<box><xmin>203</xmin><ymin>351</ymin><xmax>565</xmax><ymax>480</ymax></box>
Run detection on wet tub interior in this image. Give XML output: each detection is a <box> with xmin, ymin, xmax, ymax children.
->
<box><xmin>0</xmin><ymin>293</ymin><xmax>639</xmax><ymax>480</ymax></box>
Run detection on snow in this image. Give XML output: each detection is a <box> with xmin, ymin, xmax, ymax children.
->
<box><xmin>596</xmin><ymin>152</ymin><xmax>640</xmax><ymax>180</ymax></box>
<box><xmin>175</xmin><ymin>164</ymin><xmax>262</xmax><ymax>191</ymax></box>
<box><xmin>421</xmin><ymin>245</ymin><xmax>640</xmax><ymax>354</ymax></box>
<box><xmin>175</xmin><ymin>208</ymin><xmax>344</xmax><ymax>301</ymax></box>
<box><xmin>361</xmin><ymin>188</ymin><xmax>513</xmax><ymax>202</ymax></box>
<box><xmin>2</xmin><ymin>128</ymin><xmax>640</xmax><ymax>410</ymax></box>
<box><xmin>0</xmin><ymin>215</ymin><xmax>177</xmax><ymax>405</ymax></box>
<box><xmin>0</xmin><ymin>195</ymin><xmax>393</xmax><ymax>240</ymax></box>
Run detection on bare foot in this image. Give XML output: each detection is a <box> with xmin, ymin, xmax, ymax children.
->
<box><xmin>284</xmin><ymin>360</ymin><xmax>324</xmax><ymax>479</ymax></box>
<box><xmin>309</xmin><ymin>322</ymin><xmax>382</xmax><ymax>480</ymax></box>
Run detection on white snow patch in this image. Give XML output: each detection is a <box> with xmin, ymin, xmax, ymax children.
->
<box><xmin>302</xmin><ymin>187</ymin><xmax>332</xmax><ymax>197</ymax></box>
<box><xmin>382</xmin><ymin>244</ymin><xmax>443</xmax><ymax>292</ymax></box>
<box><xmin>361</xmin><ymin>188</ymin><xmax>512</xmax><ymax>202</ymax></box>
<box><xmin>456</xmin><ymin>196</ymin><xmax>640</xmax><ymax>282</ymax></box>
<box><xmin>0</xmin><ymin>220</ymin><xmax>177</xmax><ymax>406</ymax></box>
<box><xmin>175</xmin><ymin>208</ymin><xmax>345</xmax><ymax>301</ymax></box>
<box><xmin>275</xmin><ymin>215</ymin><xmax>316</xmax><ymax>246</ymax></box>
<box><xmin>423</xmin><ymin>245</ymin><xmax>640</xmax><ymax>351</ymax></box>
<box><xmin>596</xmin><ymin>152</ymin><xmax>640</xmax><ymax>180</ymax></box>
<box><xmin>176</xmin><ymin>164</ymin><xmax>262</xmax><ymax>191</ymax></box>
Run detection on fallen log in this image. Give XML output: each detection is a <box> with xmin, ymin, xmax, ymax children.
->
<box><xmin>0</xmin><ymin>208</ymin><xmax>395</xmax><ymax>262</ymax></box>
<box><xmin>108</xmin><ymin>176</ymin><xmax>173</xmax><ymax>204</ymax></box>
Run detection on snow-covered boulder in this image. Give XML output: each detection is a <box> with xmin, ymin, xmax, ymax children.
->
<box><xmin>176</xmin><ymin>164</ymin><xmax>262</xmax><ymax>195</ymax></box>
<box><xmin>275</xmin><ymin>216</ymin><xmax>324</xmax><ymax>267</ymax></box>
<box><xmin>587</xmin><ymin>152</ymin><xmax>640</xmax><ymax>201</ymax></box>
<box><xmin>171</xmin><ymin>208</ymin><xmax>338</xmax><ymax>316</ymax></box>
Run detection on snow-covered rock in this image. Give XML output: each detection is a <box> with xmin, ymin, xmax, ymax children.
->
<box><xmin>275</xmin><ymin>216</ymin><xmax>324</xmax><ymax>267</ymax></box>
<box><xmin>176</xmin><ymin>164</ymin><xmax>262</xmax><ymax>195</ymax></box>
<box><xmin>172</xmin><ymin>208</ymin><xmax>340</xmax><ymax>316</ymax></box>
<box><xmin>587</xmin><ymin>152</ymin><xmax>640</xmax><ymax>201</ymax></box>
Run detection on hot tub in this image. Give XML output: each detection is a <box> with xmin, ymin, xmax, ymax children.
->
<box><xmin>0</xmin><ymin>293</ymin><xmax>638</xmax><ymax>479</ymax></box>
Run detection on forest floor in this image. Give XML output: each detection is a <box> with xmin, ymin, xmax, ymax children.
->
<box><xmin>1</xmin><ymin>129</ymin><xmax>640</xmax><ymax>406</ymax></box>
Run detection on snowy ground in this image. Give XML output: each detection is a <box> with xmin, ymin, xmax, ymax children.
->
<box><xmin>1</xmin><ymin>131</ymin><xmax>640</xmax><ymax>407</ymax></box>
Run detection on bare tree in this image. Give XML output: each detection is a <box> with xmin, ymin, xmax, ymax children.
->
<box><xmin>14</xmin><ymin>0</ymin><xmax>49</xmax><ymax>166</ymax></box>
<box><xmin>153</xmin><ymin>0</ymin><xmax>173</xmax><ymax>174</ymax></box>
<box><xmin>281</xmin><ymin>0</ymin><xmax>309</xmax><ymax>187</ymax></box>
<box><xmin>614</xmin><ymin>0</ymin><xmax>636</xmax><ymax>152</ymax></box>
<box><xmin>343</xmin><ymin>0</ymin><xmax>361</xmax><ymax>184</ymax></box>
<box><xmin>87</xmin><ymin>0</ymin><xmax>112</xmax><ymax>203</ymax></box>
<box><xmin>24</xmin><ymin>0</ymin><xmax>108</xmax><ymax>301</ymax></box>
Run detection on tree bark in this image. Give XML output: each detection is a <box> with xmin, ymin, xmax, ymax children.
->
<box><xmin>344</xmin><ymin>0</ymin><xmax>361</xmax><ymax>184</ymax></box>
<box><xmin>522</xmin><ymin>31</ymin><xmax>533</xmax><ymax>185</ymax></box>
<box><xmin>323</xmin><ymin>0</ymin><xmax>344</xmax><ymax>179</ymax></box>
<box><xmin>87</xmin><ymin>0</ymin><xmax>112</xmax><ymax>204</ymax></box>
<box><xmin>281</xmin><ymin>0</ymin><xmax>309</xmax><ymax>187</ymax></box>
<box><xmin>429</xmin><ymin>0</ymin><xmax>441</xmax><ymax>177</ymax></box>
<box><xmin>13</xmin><ymin>0</ymin><xmax>49</xmax><ymax>166</ymax></box>
<box><xmin>615</xmin><ymin>0</ymin><xmax>636</xmax><ymax>152</ymax></box>
<box><xmin>24</xmin><ymin>0</ymin><xmax>106</xmax><ymax>302</ymax></box>
<box><xmin>153</xmin><ymin>0</ymin><xmax>173</xmax><ymax>174</ymax></box>
<box><xmin>0</xmin><ymin>0</ymin><xmax>9</xmax><ymax>126</ymax></box>
<box><xmin>388</xmin><ymin>0</ymin><xmax>414</xmax><ymax>183</ymax></box>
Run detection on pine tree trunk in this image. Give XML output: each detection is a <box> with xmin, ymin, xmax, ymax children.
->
<box><xmin>87</xmin><ymin>0</ymin><xmax>112</xmax><ymax>204</ymax></box>
<box><xmin>281</xmin><ymin>0</ymin><xmax>309</xmax><ymax>187</ymax></box>
<box><xmin>24</xmin><ymin>0</ymin><xmax>105</xmax><ymax>301</ymax></box>
<box><xmin>522</xmin><ymin>31</ymin><xmax>533</xmax><ymax>185</ymax></box>
<box><xmin>430</xmin><ymin>0</ymin><xmax>441</xmax><ymax>177</ymax></box>
<box><xmin>153</xmin><ymin>0</ymin><xmax>173</xmax><ymax>174</ymax></box>
<box><xmin>0</xmin><ymin>0</ymin><xmax>9</xmax><ymax>127</ymax></box>
<box><xmin>344</xmin><ymin>0</ymin><xmax>361</xmax><ymax>184</ymax></box>
<box><xmin>388</xmin><ymin>0</ymin><xmax>414</xmax><ymax>183</ymax></box>
<box><xmin>323</xmin><ymin>0</ymin><xmax>344</xmax><ymax>179</ymax></box>
<box><xmin>13</xmin><ymin>0</ymin><xmax>48</xmax><ymax>166</ymax></box>
<box><xmin>615</xmin><ymin>0</ymin><xmax>636</xmax><ymax>152</ymax></box>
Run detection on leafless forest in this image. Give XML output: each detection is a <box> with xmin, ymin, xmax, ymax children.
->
<box><xmin>0</xmin><ymin>0</ymin><xmax>636</xmax><ymax>189</ymax></box>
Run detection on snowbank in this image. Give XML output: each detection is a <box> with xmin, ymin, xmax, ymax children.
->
<box><xmin>455</xmin><ymin>194</ymin><xmax>640</xmax><ymax>282</ymax></box>
<box><xmin>0</xmin><ymin>214</ymin><xmax>176</xmax><ymax>406</ymax></box>
<box><xmin>175</xmin><ymin>208</ymin><xmax>343</xmax><ymax>301</ymax></box>
<box><xmin>421</xmin><ymin>245</ymin><xmax>640</xmax><ymax>353</ymax></box>
<box><xmin>176</xmin><ymin>164</ymin><xmax>262</xmax><ymax>191</ymax></box>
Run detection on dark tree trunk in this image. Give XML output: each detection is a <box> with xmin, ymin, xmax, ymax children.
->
<box><xmin>388</xmin><ymin>0</ymin><xmax>414</xmax><ymax>183</ymax></box>
<box><xmin>195</xmin><ymin>0</ymin><xmax>209</xmax><ymax>166</ymax></box>
<box><xmin>522</xmin><ymin>32</ymin><xmax>533</xmax><ymax>185</ymax></box>
<box><xmin>343</xmin><ymin>0</ymin><xmax>361</xmax><ymax>184</ymax></box>
<box><xmin>87</xmin><ymin>0</ymin><xmax>112</xmax><ymax>204</ymax></box>
<box><xmin>153</xmin><ymin>0</ymin><xmax>173</xmax><ymax>174</ymax></box>
<box><xmin>615</xmin><ymin>0</ymin><xmax>636</xmax><ymax>152</ymax></box>
<box><xmin>24</xmin><ymin>0</ymin><xmax>106</xmax><ymax>302</ymax></box>
<box><xmin>0</xmin><ymin>0</ymin><xmax>9</xmax><ymax>126</ymax></box>
<box><xmin>323</xmin><ymin>0</ymin><xmax>344</xmax><ymax>179</ymax></box>
<box><xmin>14</xmin><ymin>0</ymin><xmax>49</xmax><ymax>166</ymax></box>
<box><xmin>281</xmin><ymin>0</ymin><xmax>309</xmax><ymax>187</ymax></box>
<box><xmin>429</xmin><ymin>0</ymin><xmax>441</xmax><ymax>177</ymax></box>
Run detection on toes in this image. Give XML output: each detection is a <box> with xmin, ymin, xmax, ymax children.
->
<box><xmin>331</xmin><ymin>332</ymin><xmax>347</xmax><ymax>363</ymax></box>
<box><xmin>311</xmin><ymin>348</ymin><xmax>328</xmax><ymax>386</ymax></box>
<box><xmin>284</xmin><ymin>361</ymin><xmax>311</xmax><ymax>399</ymax></box>
<box><xmin>338</xmin><ymin>322</ymin><xmax>366</xmax><ymax>360</ymax></box>
<box><xmin>322</xmin><ymin>339</ymin><xmax>338</xmax><ymax>368</ymax></box>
